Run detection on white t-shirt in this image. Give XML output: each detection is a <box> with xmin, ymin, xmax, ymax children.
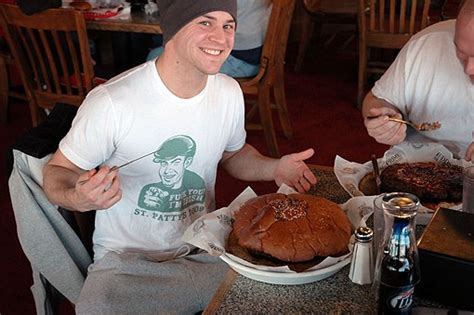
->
<box><xmin>59</xmin><ymin>60</ymin><xmax>246</xmax><ymax>261</ymax></box>
<box><xmin>233</xmin><ymin>0</ymin><xmax>272</xmax><ymax>50</ymax></box>
<box><xmin>372</xmin><ymin>20</ymin><xmax>474</xmax><ymax>158</ymax></box>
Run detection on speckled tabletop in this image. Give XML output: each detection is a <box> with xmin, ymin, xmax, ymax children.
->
<box><xmin>204</xmin><ymin>166</ymin><xmax>449</xmax><ymax>314</ymax></box>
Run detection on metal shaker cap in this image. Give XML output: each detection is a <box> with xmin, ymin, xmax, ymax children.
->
<box><xmin>354</xmin><ymin>226</ymin><xmax>374</xmax><ymax>243</ymax></box>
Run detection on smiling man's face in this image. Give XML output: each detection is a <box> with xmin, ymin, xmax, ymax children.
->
<box><xmin>169</xmin><ymin>11</ymin><xmax>236</xmax><ymax>76</ymax></box>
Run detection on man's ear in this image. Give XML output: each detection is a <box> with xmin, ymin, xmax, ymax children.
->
<box><xmin>184</xmin><ymin>157</ymin><xmax>193</xmax><ymax>168</ymax></box>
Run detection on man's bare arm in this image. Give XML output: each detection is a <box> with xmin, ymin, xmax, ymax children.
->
<box><xmin>219</xmin><ymin>144</ymin><xmax>317</xmax><ymax>193</ymax></box>
<box><xmin>43</xmin><ymin>150</ymin><xmax>122</xmax><ymax>212</ymax></box>
<box><xmin>362</xmin><ymin>91</ymin><xmax>402</xmax><ymax>119</ymax></box>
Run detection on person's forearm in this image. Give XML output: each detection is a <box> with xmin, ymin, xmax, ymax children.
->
<box><xmin>220</xmin><ymin>144</ymin><xmax>278</xmax><ymax>181</ymax></box>
<box><xmin>43</xmin><ymin>164</ymin><xmax>81</xmax><ymax>211</ymax></box>
<box><xmin>362</xmin><ymin>92</ymin><xmax>400</xmax><ymax>118</ymax></box>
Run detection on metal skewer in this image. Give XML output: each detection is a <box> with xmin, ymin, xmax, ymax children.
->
<box><xmin>77</xmin><ymin>150</ymin><xmax>156</xmax><ymax>185</ymax></box>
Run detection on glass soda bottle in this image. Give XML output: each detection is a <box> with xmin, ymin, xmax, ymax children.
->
<box><xmin>377</xmin><ymin>192</ymin><xmax>421</xmax><ymax>314</ymax></box>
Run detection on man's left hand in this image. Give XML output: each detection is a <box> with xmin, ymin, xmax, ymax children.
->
<box><xmin>274</xmin><ymin>148</ymin><xmax>317</xmax><ymax>193</ymax></box>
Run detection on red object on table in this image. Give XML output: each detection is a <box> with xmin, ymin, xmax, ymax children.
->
<box><xmin>82</xmin><ymin>9</ymin><xmax>120</xmax><ymax>20</ymax></box>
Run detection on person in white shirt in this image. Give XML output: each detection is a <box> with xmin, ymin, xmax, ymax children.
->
<box><xmin>362</xmin><ymin>0</ymin><xmax>474</xmax><ymax>160</ymax></box>
<box><xmin>42</xmin><ymin>0</ymin><xmax>317</xmax><ymax>313</ymax></box>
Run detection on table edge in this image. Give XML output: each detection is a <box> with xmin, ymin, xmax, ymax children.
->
<box><xmin>203</xmin><ymin>270</ymin><xmax>238</xmax><ymax>315</ymax></box>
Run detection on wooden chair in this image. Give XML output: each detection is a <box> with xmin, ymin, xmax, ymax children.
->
<box><xmin>0</xmin><ymin>4</ymin><xmax>96</xmax><ymax>127</ymax></box>
<box><xmin>238</xmin><ymin>0</ymin><xmax>296</xmax><ymax>158</ymax></box>
<box><xmin>357</xmin><ymin>0</ymin><xmax>431</xmax><ymax>107</ymax></box>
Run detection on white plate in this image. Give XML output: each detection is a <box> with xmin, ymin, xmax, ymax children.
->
<box><xmin>220</xmin><ymin>254</ymin><xmax>351</xmax><ymax>285</ymax></box>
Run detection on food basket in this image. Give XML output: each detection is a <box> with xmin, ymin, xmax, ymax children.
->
<box><xmin>334</xmin><ymin>142</ymin><xmax>472</xmax><ymax>219</ymax></box>
<box><xmin>182</xmin><ymin>186</ymin><xmax>374</xmax><ymax>285</ymax></box>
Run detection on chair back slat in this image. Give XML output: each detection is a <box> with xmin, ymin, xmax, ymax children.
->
<box><xmin>65</xmin><ymin>31</ymin><xmax>85</xmax><ymax>95</ymax></box>
<box><xmin>51</xmin><ymin>30</ymin><xmax>73</xmax><ymax>95</ymax></box>
<box><xmin>363</xmin><ymin>0</ymin><xmax>431</xmax><ymax>36</ymax></box>
<box><xmin>378</xmin><ymin>0</ymin><xmax>384</xmax><ymax>31</ymax></box>
<box><xmin>399</xmin><ymin>0</ymin><xmax>407</xmax><ymax>33</ymax></box>
<box><xmin>27</xmin><ymin>28</ymin><xmax>52</xmax><ymax>93</ymax></box>
<box><xmin>421</xmin><ymin>0</ymin><xmax>430</xmax><ymax>29</ymax></box>
<box><xmin>0</xmin><ymin>4</ymin><xmax>96</xmax><ymax>125</ymax></box>
<box><xmin>408</xmin><ymin>0</ymin><xmax>416</xmax><ymax>33</ymax></box>
<box><xmin>39</xmin><ymin>29</ymin><xmax>62</xmax><ymax>93</ymax></box>
<box><xmin>389</xmin><ymin>0</ymin><xmax>395</xmax><ymax>33</ymax></box>
<box><xmin>16</xmin><ymin>28</ymin><xmax>40</xmax><ymax>92</ymax></box>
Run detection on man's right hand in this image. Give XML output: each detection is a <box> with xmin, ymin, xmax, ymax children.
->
<box><xmin>364</xmin><ymin>107</ymin><xmax>407</xmax><ymax>145</ymax></box>
<box><xmin>43</xmin><ymin>150</ymin><xmax>123</xmax><ymax>212</ymax></box>
<box><xmin>362</xmin><ymin>92</ymin><xmax>407</xmax><ymax>145</ymax></box>
<box><xmin>74</xmin><ymin>166</ymin><xmax>122</xmax><ymax>212</ymax></box>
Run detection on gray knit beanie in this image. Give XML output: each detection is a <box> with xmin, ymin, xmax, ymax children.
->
<box><xmin>158</xmin><ymin>0</ymin><xmax>238</xmax><ymax>45</ymax></box>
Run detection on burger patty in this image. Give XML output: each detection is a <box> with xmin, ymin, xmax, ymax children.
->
<box><xmin>380</xmin><ymin>162</ymin><xmax>463</xmax><ymax>202</ymax></box>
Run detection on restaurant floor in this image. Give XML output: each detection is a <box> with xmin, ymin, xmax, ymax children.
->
<box><xmin>0</xmin><ymin>41</ymin><xmax>388</xmax><ymax>314</ymax></box>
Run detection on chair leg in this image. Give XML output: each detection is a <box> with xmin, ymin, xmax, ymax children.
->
<box><xmin>257</xmin><ymin>85</ymin><xmax>280</xmax><ymax>158</ymax></box>
<box><xmin>273</xmin><ymin>68</ymin><xmax>293</xmax><ymax>139</ymax></box>
<box><xmin>357</xmin><ymin>42</ymin><xmax>367</xmax><ymax>109</ymax></box>
<box><xmin>0</xmin><ymin>56</ymin><xmax>9</xmax><ymax>123</ymax></box>
<box><xmin>295</xmin><ymin>8</ymin><xmax>315</xmax><ymax>72</ymax></box>
<box><xmin>26</xmin><ymin>98</ymin><xmax>43</xmax><ymax>127</ymax></box>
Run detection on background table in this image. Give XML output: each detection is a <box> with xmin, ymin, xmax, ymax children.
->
<box><xmin>85</xmin><ymin>10</ymin><xmax>161</xmax><ymax>70</ymax></box>
<box><xmin>86</xmin><ymin>11</ymin><xmax>161</xmax><ymax>34</ymax></box>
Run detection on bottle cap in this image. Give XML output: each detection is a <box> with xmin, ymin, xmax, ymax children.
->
<box><xmin>382</xmin><ymin>192</ymin><xmax>420</xmax><ymax>218</ymax></box>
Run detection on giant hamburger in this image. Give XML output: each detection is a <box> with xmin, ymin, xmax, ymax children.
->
<box><xmin>229</xmin><ymin>193</ymin><xmax>352</xmax><ymax>263</ymax></box>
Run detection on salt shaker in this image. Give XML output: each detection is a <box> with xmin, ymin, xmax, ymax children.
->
<box><xmin>349</xmin><ymin>226</ymin><xmax>374</xmax><ymax>285</ymax></box>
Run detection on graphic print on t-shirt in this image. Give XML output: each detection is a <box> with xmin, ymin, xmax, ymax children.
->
<box><xmin>136</xmin><ymin>135</ymin><xmax>206</xmax><ymax>219</ymax></box>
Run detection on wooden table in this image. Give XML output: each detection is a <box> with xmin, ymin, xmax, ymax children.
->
<box><xmin>86</xmin><ymin>10</ymin><xmax>161</xmax><ymax>34</ymax></box>
<box><xmin>84</xmin><ymin>10</ymin><xmax>161</xmax><ymax>67</ymax></box>
<box><xmin>203</xmin><ymin>165</ymin><xmax>447</xmax><ymax>314</ymax></box>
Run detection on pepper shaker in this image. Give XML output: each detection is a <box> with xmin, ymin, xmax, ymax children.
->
<box><xmin>349</xmin><ymin>226</ymin><xmax>374</xmax><ymax>285</ymax></box>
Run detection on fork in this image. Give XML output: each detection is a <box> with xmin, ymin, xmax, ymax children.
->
<box><xmin>388</xmin><ymin>117</ymin><xmax>441</xmax><ymax>131</ymax></box>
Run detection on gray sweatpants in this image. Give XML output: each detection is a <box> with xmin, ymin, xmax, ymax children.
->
<box><xmin>76</xmin><ymin>251</ymin><xmax>229</xmax><ymax>315</ymax></box>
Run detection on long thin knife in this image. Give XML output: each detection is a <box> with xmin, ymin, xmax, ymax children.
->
<box><xmin>78</xmin><ymin>150</ymin><xmax>156</xmax><ymax>185</ymax></box>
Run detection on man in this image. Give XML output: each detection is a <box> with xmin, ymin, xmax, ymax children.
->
<box><xmin>362</xmin><ymin>0</ymin><xmax>474</xmax><ymax>160</ymax></box>
<box><xmin>42</xmin><ymin>0</ymin><xmax>317</xmax><ymax>313</ymax></box>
